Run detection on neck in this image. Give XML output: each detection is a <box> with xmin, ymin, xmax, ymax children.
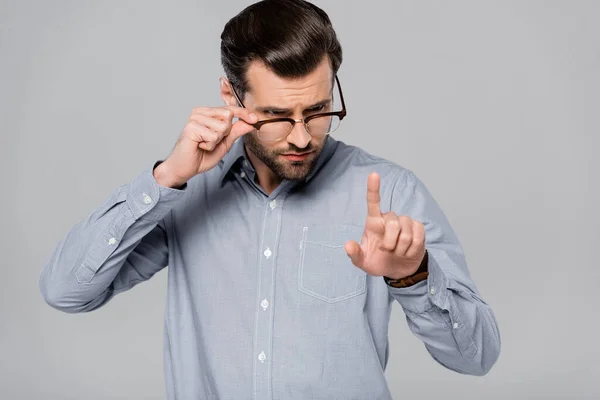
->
<box><xmin>244</xmin><ymin>145</ymin><xmax>282</xmax><ymax>195</ymax></box>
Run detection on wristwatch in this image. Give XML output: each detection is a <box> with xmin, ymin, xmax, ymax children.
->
<box><xmin>383</xmin><ymin>250</ymin><xmax>429</xmax><ymax>288</ymax></box>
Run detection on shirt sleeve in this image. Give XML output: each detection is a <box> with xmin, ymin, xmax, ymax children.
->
<box><xmin>39</xmin><ymin>164</ymin><xmax>186</xmax><ymax>313</ymax></box>
<box><xmin>387</xmin><ymin>169</ymin><xmax>501</xmax><ymax>376</ymax></box>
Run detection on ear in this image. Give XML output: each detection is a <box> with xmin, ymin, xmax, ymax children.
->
<box><xmin>220</xmin><ymin>77</ymin><xmax>239</xmax><ymax>107</ymax></box>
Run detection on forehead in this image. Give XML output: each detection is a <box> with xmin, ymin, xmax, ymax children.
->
<box><xmin>244</xmin><ymin>58</ymin><xmax>333</xmax><ymax>107</ymax></box>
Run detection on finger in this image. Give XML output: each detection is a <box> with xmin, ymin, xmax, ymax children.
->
<box><xmin>197</xmin><ymin>131</ymin><xmax>220</xmax><ymax>151</ymax></box>
<box><xmin>226</xmin><ymin>106</ymin><xmax>258</xmax><ymax>124</ymax></box>
<box><xmin>187</xmin><ymin>120</ymin><xmax>220</xmax><ymax>142</ymax></box>
<box><xmin>192</xmin><ymin>107</ymin><xmax>232</xmax><ymax>119</ymax></box>
<box><xmin>394</xmin><ymin>216</ymin><xmax>414</xmax><ymax>257</ymax></box>
<box><xmin>193</xmin><ymin>106</ymin><xmax>257</xmax><ymax>125</ymax></box>
<box><xmin>366</xmin><ymin>172</ymin><xmax>381</xmax><ymax>218</ymax></box>
<box><xmin>223</xmin><ymin>120</ymin><xmax>256</xmax><ymax>148</ymax></box>
<box><xmin>405</xmin><ymin>220</ymin><xmax>426</xmax><ymax>258</ymax></box>
<box><xmin>344</xmin><ymin>240</ymin><xmax>365</xmax><ymax>268</ymax></box>
<box><xmin>381</xmin><ymin>213</ymin><xmax>401</xmax><ymax>251</ymax></box>
<box><xmin>189</xmin><ymin>114</ymin><xmax>229</xmax><ymax>134</ymax></box>
<box><xmin>187</xmin><ymin>121</ymin><xmax>220</xmax><ymax>151</ymax></box>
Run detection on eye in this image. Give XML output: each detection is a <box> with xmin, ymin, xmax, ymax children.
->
<box><xmin>308</xmin><ymin>105</ymin><xmax>326</xmax><ymax>113</ymax></box>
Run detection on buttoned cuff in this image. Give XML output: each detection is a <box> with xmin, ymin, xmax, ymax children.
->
<box><xmin>126</xmin><ymin>165</ymin><xmax>187</xmax><ymax>222</ymax></box>
<box><xmin>387</xmin><ymin>253</ymin><xmax>450</xmax><ymax>314</ymax></box>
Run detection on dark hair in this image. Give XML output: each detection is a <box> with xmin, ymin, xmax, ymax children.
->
<box><xmin>220</xmin><ymin>0</ymin><xmax>342</xmax><ymax>99</ymax></box>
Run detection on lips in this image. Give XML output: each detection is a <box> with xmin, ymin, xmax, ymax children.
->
<box><xmin>281</xmin><ymin>151</ymin><xmax>313</xmax><ymax>161</ymax></box>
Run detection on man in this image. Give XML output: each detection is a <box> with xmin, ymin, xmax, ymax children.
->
<box><xmin>39</xmin><ymin>0</ymin><xmax>501</xmax><ymax>399</ymax></box>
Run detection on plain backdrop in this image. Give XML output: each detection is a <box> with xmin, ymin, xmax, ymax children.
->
<box><xmin>1</xmin><ymin>0</ymin><xmax>599</xmax><ymax>399</ymax></box>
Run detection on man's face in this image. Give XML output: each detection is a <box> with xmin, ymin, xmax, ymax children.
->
<box><xmin>239</xmin><ymin>57</ymin><xmax>334</xmax><ymax>181</ymax></box>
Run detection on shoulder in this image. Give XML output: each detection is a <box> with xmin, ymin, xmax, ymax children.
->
<box><xmin>329</xmin><ymin>139</ymin><xmax>416</xmax><ymax>188</ymax></box>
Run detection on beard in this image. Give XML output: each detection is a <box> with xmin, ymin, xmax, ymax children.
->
<box><xmin>243</xmin><ymin>133</ymin><xmax>324</xmax><ymax>181</ymax></box>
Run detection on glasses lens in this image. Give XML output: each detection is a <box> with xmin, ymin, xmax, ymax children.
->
<box><xmin>257</xmin><ymin>121</ymin><xmax>294</xmax><ymax>142</ymax></box>
<box><xmin>306</xmin><ymin>115</ymin><xmax>341</xmax><ymax>136</ymax></box>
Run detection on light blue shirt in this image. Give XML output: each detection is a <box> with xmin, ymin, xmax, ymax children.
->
<box><xmin>39</xmin><ymin>136</ymin><xmax>500</xmax><ymax>399</ymax></box>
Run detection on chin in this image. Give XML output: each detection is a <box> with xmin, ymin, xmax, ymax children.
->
<box><xmin>270</xmin><ymin>150</ymin><xmax>321</xmax><ymax>181</ymax></box>
<box><xmin>275</xmin><ymin>162</ymin><xmax>311</xmax><ymax>181</ymax></box>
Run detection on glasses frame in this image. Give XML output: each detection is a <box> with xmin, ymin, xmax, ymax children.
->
<box><xmin>230</xmin><ymin>75</ymin><xmax>347</xmax><ymax>142</ymax></box>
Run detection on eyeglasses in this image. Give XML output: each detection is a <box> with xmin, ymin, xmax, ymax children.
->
<box><xmin>231</xmin><ymin>75</ymin><xmax>347</xmax><ymax>143</ymax></box>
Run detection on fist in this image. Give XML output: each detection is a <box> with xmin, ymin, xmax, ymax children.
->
<box><xmin>155</xmin><ymin>106</ymin><xmax>257</xmax><ymax>188</ymax></box>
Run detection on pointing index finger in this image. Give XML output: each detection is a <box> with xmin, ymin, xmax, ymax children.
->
<box><xmin>367</xmin><ymin>172</ymin><xmax>381</xmax><ymax>217</ymax></box>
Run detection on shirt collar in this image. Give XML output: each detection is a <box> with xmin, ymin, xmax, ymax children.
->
<box><xmin>219</xmin><ymin>135</ymin><xmax>338</xmax><ymax>185</ymax></box>
<box><xmin>218</xmin><ymin>137</ymin><xmax>248</xmax><ymax>184</ymax></box>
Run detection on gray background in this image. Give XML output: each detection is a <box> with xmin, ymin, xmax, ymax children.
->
<box><xmin>1</xmin><ymin>0</ymin><xmax>598</xmax><ymax>399</ymax></box>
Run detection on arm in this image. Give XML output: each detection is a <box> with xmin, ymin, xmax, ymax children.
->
<box><xmin>39</xmin><ymin>164</ymin><xmax>186</xmax><ymax>313</ymax></box>
<box><xmin>39</xmin><ymin>100</ymin><xmax>260</xmax><ymax>313</ymax></box>
<box><xmin>388</xmin><ymin>170</ymin><xmax>501</xmax><ymax>376</ymax></box>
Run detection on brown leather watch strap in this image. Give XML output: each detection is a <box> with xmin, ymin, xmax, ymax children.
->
<box><xmin>384</xmin><ymin>250</ymin><xmax>429</xmax><ymax>288</ymax></box>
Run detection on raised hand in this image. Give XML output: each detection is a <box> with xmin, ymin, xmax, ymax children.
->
<box><xmin>344</xmin><ymin>173</ymin><xmax>427</xmax><ymax>280</ymax></box>
<box><xmin>154</xmin><ymin>106</ymin><xmax>258</xmax><ymax>188</ymax></box>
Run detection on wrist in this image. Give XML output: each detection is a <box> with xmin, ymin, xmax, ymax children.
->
<box><xmin>384</xmin><ymin>250</ymin><xmax>429</xmax><ymax>288</ymax></box>
<box><xmin>153</xmin><ymin>160</ymin><xmax>187</xmax><ymax>189</ymax></box>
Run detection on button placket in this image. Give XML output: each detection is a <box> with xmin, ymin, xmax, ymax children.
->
<box><xmin>263</xmin><ymin>248</ymin><xmax>272</xmax><ymax>259</ymax></box>
<box><xmin>258</xmin><ymin>351</ymin><xmax>266</xmax><ymax>363</ymax></box>
<box><xmin>261</xmin><ymin>299</ymin><xmax>269</xmax><ymax>310</ymax></box>
<box><xmin>253</xmin><ymin>197</ymin><xmax>284</xmax><ymax>400</ymax></box>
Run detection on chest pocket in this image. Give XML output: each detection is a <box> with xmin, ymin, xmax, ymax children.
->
<box><xmin>298</xmin><ymin>224</ymin><xmax>367</xmax><ymax>303</ymax></box>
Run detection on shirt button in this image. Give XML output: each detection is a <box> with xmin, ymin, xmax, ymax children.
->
<box><xmin>142</xmin><ymin>193</ymin><xmax>152</xmax><ymax>205</ymax></box>
<box><xmin>269</xmin><ymin>200</ymin><xmax>277</xmax><ymax>209</ymax></box>
<box><xmin>264</xmin><ymin>248</ymin><xmax>272</xmax><ymax>259</ymax></box>
<box><xmin>453</xmin><ymin>322</ymin><xmax>459</xmax><ymax>329</ymax></box>
<box><xmin>430</xmin><ymin>287</ymin><xmax>435</xmax><ymax>295</ymax></box>
<box><xmin>258</xmin><ymin>351</ymin><xmax>266</xmax><ymax>363</ymax></box>
<box><xmin>108</xmin><ymin>237</ymin><xmax>116</xmax><ymax>245</ymax></box>
<box><xmin>261</xmin><ymin>299</ymin><xmax>269</xmax><ymax>310</ymax></box>
<box><xmin>243</xmin><ymin>160</ymin><xmax>249</xmax><ymax>168</ymax></box>
<box><xmin>240</xmin><ymin>171</ymin><xmax>246</xmax><ymax>178</ymax></box>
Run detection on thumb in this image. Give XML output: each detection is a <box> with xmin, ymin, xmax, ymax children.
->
<box><xmin>344</xmin><ymin>240</ymin><xmax>365</xmax><ymax>268</ymax></box>
<box><xmin>223</xmin><ymin>119</ymin><xmax>256</xmax><ymax>149</ymax></box>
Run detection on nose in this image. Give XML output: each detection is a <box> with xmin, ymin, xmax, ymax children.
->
<box><xmin>286</xmin><ymin>120</ymin><xmax>311</xmax><ymax>149</ymax></box>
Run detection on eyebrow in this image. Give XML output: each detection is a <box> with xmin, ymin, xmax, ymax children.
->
<box><xmin>255</xmin><ymin>99</ymin><xmax>331</xmax><ymax>115</ymax></box>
